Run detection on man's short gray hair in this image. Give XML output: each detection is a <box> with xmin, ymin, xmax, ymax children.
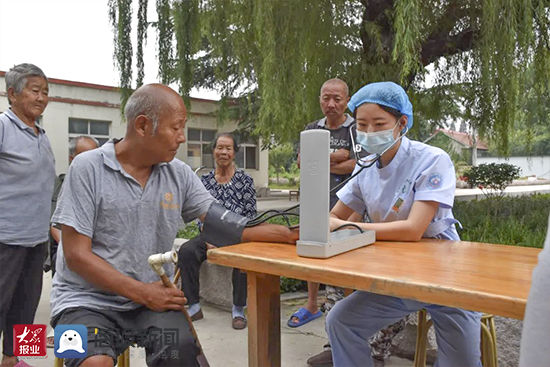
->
<box><xmin>124</xmin><ymin>90</ymin><xmax>161</xmax><ymax>133</ymax></box>
<box><xmin>69</xmin><ymin>136</ymin><xmax>99</xmax><ymax>156</ymax></box>
<box><xmin>5</xmin><ymin>63</ymin><xmax>47</xmax><ymax>105</ymax></box>
<box><xmin>320</xmin><ymin>78</ymin><xmax>349</xmax><ymax>97</ymax></box>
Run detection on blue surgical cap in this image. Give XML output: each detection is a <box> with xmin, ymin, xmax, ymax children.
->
<box><xmin>348</xmin><ymin>81</ymin><xmax>413</xmax><ymax>131</ymax></box>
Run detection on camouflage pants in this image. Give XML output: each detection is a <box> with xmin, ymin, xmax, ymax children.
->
<box><xmin>322</xmin><ymin>286</ymin><xmax>405</xmax><ymax>360</ymax></box>
<box><xmin>368</xmin><ymin>317</ymin><xmax>406</xmax><ymax>359</ymax></box>
<box><xmin>321</xmin><ymin>285</ymin><xmax>345</xmax><ymax>313</ymax></box>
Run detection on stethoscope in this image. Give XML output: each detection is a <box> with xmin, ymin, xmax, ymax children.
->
<box><xmin>246</xmin><ymin>122</ymin><xmax>409</xmax><ymax>229</ymax></box>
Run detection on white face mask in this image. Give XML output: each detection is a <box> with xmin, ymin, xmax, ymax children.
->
<box><xmin>356</xmin><ymin>121</ymin><xmax>400</xmax><ymax>155</ymax></box>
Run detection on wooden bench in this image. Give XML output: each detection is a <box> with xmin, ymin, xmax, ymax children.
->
<box><xmin>288</xmin><ymin>190</ymin><xmax>299</xmax><ymax>201</ymax></box>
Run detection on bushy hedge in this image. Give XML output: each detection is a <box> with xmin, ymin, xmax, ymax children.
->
<box><xmin>462</xmin><ymin>163</ymin><xmax>521</xmax><ymax>198</ymax></box>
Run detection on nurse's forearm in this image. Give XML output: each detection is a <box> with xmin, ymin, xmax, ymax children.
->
<box><xmin>353</xmin><ymin>220</ymin><xmax>424</xmax><ymax>241</ymax></box>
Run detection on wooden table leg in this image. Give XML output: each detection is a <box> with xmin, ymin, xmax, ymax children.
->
<box><xmin>247</xmin><ymin>271</ymin><xmax>281</xmax><ymax>367</ymax></box>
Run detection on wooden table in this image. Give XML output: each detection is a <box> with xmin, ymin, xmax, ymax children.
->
<box><xmin>207</xmin><ymin>240</ymin><xmax>541</xmax><ymax>367</ymax></box>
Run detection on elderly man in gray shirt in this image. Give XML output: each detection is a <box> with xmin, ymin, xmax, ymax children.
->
<box><xmin>51</xmin><ymin>83</ymin><xmax>297</xmax><ymax>367</ymax></box>
<box><xmin>0</xmin><ymin>63</ymin><xmax>55</xmax><ymax>367</ymax></box>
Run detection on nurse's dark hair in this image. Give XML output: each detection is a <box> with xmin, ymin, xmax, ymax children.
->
<box><xmin>352</xmin><ymin>104</ymin><xmax>403</xmax><ymax>119</ymax></box>
<box><xmin>211</xmin><ymin>132</ymin><xmax>239</xmax><ymax>153</ymax></box>
<box><xmin>378</xmin><ymin>105</ymin><xmax>403</xmax><ymax>118</ymax></box>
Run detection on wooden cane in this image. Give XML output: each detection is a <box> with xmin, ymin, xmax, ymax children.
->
<box><xmin>173</xmin><ymin>268</ymin><xmax>181</xmax><ymax>285</ymax></box>
<box><xmin>158</xmin><ymin>273</ymin><xmax>210</xmax><ymax>367</ymax></box>
<box><xmin>149</xmin><ymin>253</ymin><xmax>210</xmax><ymax>367</ymax></box>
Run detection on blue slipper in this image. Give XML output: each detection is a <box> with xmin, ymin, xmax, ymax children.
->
<box><xmin>287</xmin><ymin>307</ymin><xmax>323</xmax><ymax>328</ymax></box>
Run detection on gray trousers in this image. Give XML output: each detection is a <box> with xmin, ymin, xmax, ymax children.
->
<box><xmin>0</xmin><ymin>242</ymin><xmax>46</xmax><ymax>356</ymax></box>
<box><xmin>324</xmin><ymin>285</ymin><xmax>404</xmax><ymax>360</ymax></box>
<box><xmin>327</xmin><ymin>291</ymin><xmax>481</xmax><ymax>367</ymax></box>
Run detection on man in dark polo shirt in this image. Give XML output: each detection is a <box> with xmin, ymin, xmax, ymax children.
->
<box><xmin>0</xmin><ymin>63</ymin><xmax>55</xmax><ymax>367</ymax></box>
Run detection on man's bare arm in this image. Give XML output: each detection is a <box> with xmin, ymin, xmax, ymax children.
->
<box><xmin>330</xmin><ymin>158</ymin><xmax>356</xmax><ymax>175</ymax></box>
<box><xmin>330</xmin><ymin>148</ymin><xmax>350</xmax><ymax>164</ymax></box>
<box><xmin>62</xmin><ymin>225</ymin><xmax>187</xmax><ymax>311</ymax></box>
<box><xmin>197</xmin><ymin>213</ymin><xmax>299</xmax><ymax>245</ymax></box>
<box><xmin>50</xmin><ymin>226</ymin><xmax>61</xmax><ymax>244</ymax></box>
<box><xmin>242</xmin><ymin>224</ymin><xmax>299</xmax><ymax>244</ymax></box>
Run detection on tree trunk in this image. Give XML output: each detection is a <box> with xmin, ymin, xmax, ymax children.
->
<box><xmin>471</xmin><ymin>127</ymin><xmax>478</xmax><ymax>166</ymax></box>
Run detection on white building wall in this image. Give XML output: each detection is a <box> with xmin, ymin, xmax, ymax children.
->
<box><xmin>0</xmin><ymin>74</ymin><xmax>268</xmax><ymax>188</ymax></box>
<box><xmin>477</xmin><ymin>156</ymin><xmax>550</xmax><ymax>179</ymax></box>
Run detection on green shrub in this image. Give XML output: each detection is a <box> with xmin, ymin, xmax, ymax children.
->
<box><xmin>177</xmin><ymin>222</ymin><xmax>200</xmax><ymax>239</ymax></box>
<box><xmin>463</xmin><ymin>163</ymin><xmax>520</xmax><ymax>198</ymax></box>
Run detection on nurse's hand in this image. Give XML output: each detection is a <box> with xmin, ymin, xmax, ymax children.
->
<box><xmin>329</xmin><ymin>217</ymin><xmax>349</xmax><ymax>232</ymax></box>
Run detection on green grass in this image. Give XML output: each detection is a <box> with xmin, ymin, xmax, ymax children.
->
<box><xmin>269</xmin><ymin>183</ymin><xmax>299</xmax><ymax>190</ymax></box>
<box><xmin>454</xmin><ymin>194</ymin><xmax>550</xmax><ymax>248</ymax></box>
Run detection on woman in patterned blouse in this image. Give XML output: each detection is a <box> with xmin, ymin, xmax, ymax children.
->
<box><xmin>179</xmin><ymin>133</ymin><xmax>256</xmax><ymax>330</ymax></box>
<box><xmin>201</xmin><ymin>134</ymin><xmax>257</xmax><ymax>220</ymax></box>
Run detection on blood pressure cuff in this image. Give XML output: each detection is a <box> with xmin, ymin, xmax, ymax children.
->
<box><xmin>200</xmin><ymin>202</ymin><xmax>248</xmax><ymax>247</ymax></box>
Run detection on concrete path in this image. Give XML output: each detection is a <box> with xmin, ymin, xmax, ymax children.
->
<box><xmin>18</xmin><ymin>273</ymin><xmax>412</xmax><ymax>366</ymax></box>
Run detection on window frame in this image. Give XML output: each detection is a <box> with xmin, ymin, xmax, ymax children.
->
<box><xmin>68</xmin><ymin>117</ymin><xmax>111</xmax><ymax>146</ymax></box>
<box><xmin>186</xmin><ymin>128</ymin><xmax>218</xmax><ymax>169</ymax></box>
<box><xmin>235</xmin><ymin>142</ymin><xmax>259</xmax><ymax>170</ymax></box>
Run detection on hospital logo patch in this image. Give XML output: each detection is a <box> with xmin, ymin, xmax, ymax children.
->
<box><xmin>427</xmin><ymin>173</ymin><xmax>442</xmax><ymax>189</ymax></box>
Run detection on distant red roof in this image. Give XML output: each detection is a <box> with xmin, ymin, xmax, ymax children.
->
<box><xmin>432</xmin><ymin>129</ymin><xmax>489</xmax><ymax>150</ymax></box>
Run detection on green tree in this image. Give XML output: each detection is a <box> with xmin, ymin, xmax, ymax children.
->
<box><xmin>109</xmin><ymin>0</ymin><xmax>550</xmax><ymax>153</ymax></box>
<box><xmin>269</xmin><ymin>143</ymin><xmax>295</xmax><ymax>184</ymax></box>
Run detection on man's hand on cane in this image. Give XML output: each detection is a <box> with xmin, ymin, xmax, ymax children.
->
<box><xmin>140</xmin><ymin>281</ymin><xmax>187</xmax><ymax>312</ymax></box>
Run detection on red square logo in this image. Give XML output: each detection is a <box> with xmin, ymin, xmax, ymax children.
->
<box><xmin>13</xmin><ymin>324</ymin><xmax>47</xmax><ymax>357</ymax></box>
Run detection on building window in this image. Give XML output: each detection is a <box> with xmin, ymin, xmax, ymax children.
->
<box><xmin>69</xmin><ymin>118</ymin><xmax>111</xmax><ymax>146</ymax></box>
<box><xmin>235</xmin><ymin>138</ymin><xmax>259</xmax><ymax>170</ymax></box>
<box><xmin>187</xmin><ymin>128</ymin><xmax>217</xmax><ymax>169</ymax></box>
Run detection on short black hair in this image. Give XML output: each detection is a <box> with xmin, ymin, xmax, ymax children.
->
<box><xmin>211</xmin><ymin>132</ymin><xmax>239</xmax><ymax>153</ymax></box>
